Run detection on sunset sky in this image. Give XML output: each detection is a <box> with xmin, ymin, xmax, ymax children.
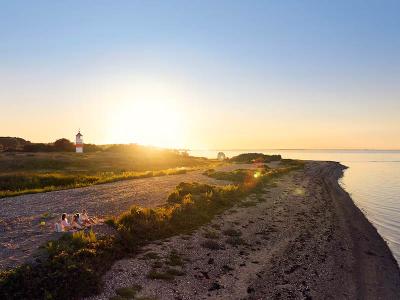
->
<box><xmin>1</xmin><ymin>1</ymin><xmax>399</xmax><ymax>149</ymax></box>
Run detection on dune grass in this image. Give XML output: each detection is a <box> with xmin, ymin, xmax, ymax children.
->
<box><xmin>0</xmin><ymin>168</ymin><xmax>192</xmax><ymax>198</ymax></box>
<box><xmin>0</xmin><ymin>151</ymin><xmax>211</xmax><ymax>198</ymax></box>
<box><xmin>202</xmin><ymin>168</ymin><xmax>256</xmax><ymax>182</ymax></box>
<box><xmin>0</xmin><ymin>160</ymin><xmax>305</xmax><ymax>300</ymax></box>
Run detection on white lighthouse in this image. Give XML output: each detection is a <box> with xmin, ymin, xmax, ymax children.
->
<box><xmin>75</xmin><ymin>130</ymin><xmax>83</xmax><ymax>153</ymax></box>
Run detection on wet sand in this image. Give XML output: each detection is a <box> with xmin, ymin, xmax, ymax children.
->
<box><xmin>88</xmin><ymin>161</ymin><xmax>400</xmax><ymax>300</ymax></box>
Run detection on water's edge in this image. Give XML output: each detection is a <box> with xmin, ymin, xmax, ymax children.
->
<box><xmin>335</xmin><ymin>163</ymin><xmax>399</xmax><ymax>267</ymax></box>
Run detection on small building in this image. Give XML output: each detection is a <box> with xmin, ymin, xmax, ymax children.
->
<box><xmin>75</xmin><ymin>131</ymin><xmax>83</xmax><ymax>153</ymax></box>
<box><xmin>217</xmin><ymin>152</ymin><xmax>226</xmax><ymax>161</ymax></box>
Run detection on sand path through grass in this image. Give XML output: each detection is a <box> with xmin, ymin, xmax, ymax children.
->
<box><xmin>0</xmin><ymin>164</ymin><xmax>255</xmax><ymax>270</ymax></box>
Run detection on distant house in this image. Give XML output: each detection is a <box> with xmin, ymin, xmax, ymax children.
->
<box><xmin>217</xmin><ymin>152</ymin><xmax>226</xmax><ymax>160</ymax></box>
<box><xmin>75</xmin><ymin>131</ymin><xmax>83</xmax><ymax>153</ymax></box>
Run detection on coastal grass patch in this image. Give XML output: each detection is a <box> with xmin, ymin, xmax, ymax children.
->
<box><xmin>203</xmin><ymin>229</ymin><xmax>220</xmax><ymax>239</ymax></box>
<box><xmin>115</xmin><ymin>182</ymin><xmax>241</xmax><ymax>250</ymax></box>
<box><xmin>0</xmin><ymin>158</ymin><xmax>305</xmax><ymax>300</ymax></box>
<box><xmin>0</xmin><ymin>231</ymin><xmax>121</xmax><ymax>300</ymax></box>
<box><xmin>238</xmin><ymin>200</ymin><xmax>258</xmax><ymax>208</ymax></box>
<box><xmin>147</xmin><ymin>269</ymin><xmax>175</xmax><ymax>281</ymax></box>
<box><xmin>202</xmin><ymin>168</ymin><xmax>252</xmax><ymax>182</ymax></box>
<box><xmin>226</xmin><ymin>236</ymin><xmax>246</xmax><ymax>247</ymax></box>
<box><xmin>115</xmin><ymin>284</ymin><xmax>142</xmax><ymax>298</ymax></box>
<box><xmin>152</xmin><ymin>260</ymin><xmax>163</xmax><ymax>268</ymax></box>
<box><xmin>229</xmin><ymin>153</ymin><xmax>282</xmax><ymax>163</ymax></box>
<box><xmin>257</xmin><ymin>196</ymin><xmax>267</xmax><ymax>203</ymax></box>
<box><xmin>0</xmin><ymin>167</ymin><xmax>196</xmax><ymax>198</ymax></box>
<box><xmin>211</xmin><ymin>223</ymin><xmax>221</xmax><ymax>230</ymax></box>
<box><xmin>166</xmin><ymin>250</ymin><xmax>184</xmax><ymax>266</ymax></box>
<box><xmin>141</xmin><ymin>252</ymin><xmax>160</xmax><ymax>260</ymax></box>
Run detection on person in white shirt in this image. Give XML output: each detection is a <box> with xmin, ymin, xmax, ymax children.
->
<box><xmin>71</xmin><ymin>214</ymin><xmax>83</xmax><ymax>230</ymax></box>
<box><xmin>79</xmin><ymin>209</ymin><xmax>94</xmax><ymax>226</ymax></box>
<box><xmin>60</xmin><ymin>213</ymin><xmax>71</xmax><ymax>232</ymax></box>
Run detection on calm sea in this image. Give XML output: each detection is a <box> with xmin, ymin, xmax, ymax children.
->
<box><xmin>190</xmin><ymin>149</ymin><xmax>400</xmax><ymax>263</ymax></box>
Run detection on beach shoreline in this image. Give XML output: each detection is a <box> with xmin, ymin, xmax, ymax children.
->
<box><xmin>89</xmin><ymin>161</ymin><xmax>400</xmax><ymax>299</ymax></box>
<box><xmin>320</xmin><ymin>161</ymin><xmax>400</xmax><ymax>298</ymax></box>
<box><xmin>1</xmin><ymin>161</ymin><xmax>399</xmax><ymax>299</ymax></box>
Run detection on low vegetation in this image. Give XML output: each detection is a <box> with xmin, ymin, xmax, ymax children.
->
<box><xmin>202</xmin><ymin>168</ymin><xmax>255</xmax><ymax>182</ymax></box>
<box><xmin>229</xmin><ymin>153</ymin><xmax>282</xmax><ymax>163</ymax></box>
<box><xmin>0</xmin><ymin>157</ymin><xmax>305</xmax><ymax>299</ymax></box>
<box><xmin>201</xmin><ymin>239</ymin><xmax>223</xmax><ymax>250</ymax></box>
<box><xmin>166</xmin><ymin>250</ymin><xmax>184</xmax><ymax>266</ymax></box>
<box><xmin>226</xmin><ymin>236</ymin><xmax>246</xmax><ymax>247</ymax></box>
<box><xmin>142</xmin><ymin>252</ymin><xmax>160</xmax><ymax>260</ymax></box>
<box><xmin>0</xmin><ymin>148</ymin><xmax>210</xmax><ymax>197</ymax></box>
<box><xmin>238</xmin><ymin>200</ymin><xmax>258</xmax><ymax>207</ymax></box>
<box><xmin>203</xmin><ymin>229</ymin><xmax>220</xmax><ymax>239</ymax></box>
<box><xmin>0</xmin><ymin>168</ymin><xmax>193</xmax><ymax>198</ymax></box>
<box><xmin>115</xmin><ymin>285</ymin><xmax>142</xmax><ymax>299</ymax></box>
<box><xmin>0</xmin><ymin>231</ymin><xmax>121</xmax><ymax>299</ymax></box>
<box><xmin>147</xmin><ymin>269</ymin><xmax>175</xmax><ymax>281</ymax></box>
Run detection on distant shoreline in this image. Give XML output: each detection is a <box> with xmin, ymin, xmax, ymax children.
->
<box><xmin>190</xmin><ymin>148</ymin><xmax>400</xmax><ymax>152</ymax></box>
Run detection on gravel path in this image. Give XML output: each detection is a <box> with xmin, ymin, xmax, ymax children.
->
<box><xmin>0</xmin><ymin>164</ymin><xmax>254</xmax><ymax>270</ymax></box>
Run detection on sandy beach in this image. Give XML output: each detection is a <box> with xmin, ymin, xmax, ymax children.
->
<box><xmin>87</xmin><ymin>161</ymin><xmax>400</xmax><ymax>299</ymax></box>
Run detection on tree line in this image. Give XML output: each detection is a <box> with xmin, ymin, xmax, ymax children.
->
<box><xmin>0</xmin><ymin>137</ymin><xmax>101</xmax><ymax>152</ymax></box>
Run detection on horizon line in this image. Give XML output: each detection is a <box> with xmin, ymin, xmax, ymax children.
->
<box><xmin>188</xmin><ymin>148</ymin><xmax>400</xmax><ymax>152</ymax></box>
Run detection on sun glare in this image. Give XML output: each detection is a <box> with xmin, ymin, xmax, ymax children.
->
<box><xmin>108</xmin><ymin>98</ymin><xmax>185</xmax><ymax>149</ymax></box>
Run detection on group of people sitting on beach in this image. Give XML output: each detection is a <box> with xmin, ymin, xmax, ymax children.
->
<box><xmin>55</xmin><ymin>209</ymin><xmax>96</xmax><ymax>232</ymax></box>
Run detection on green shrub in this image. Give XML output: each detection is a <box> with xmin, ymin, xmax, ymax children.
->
<box><xmin>147</xmin><ymin>269</ymin><xmax>174</xmax><ymax>281</ymax></box>
<box><xmin>104</xmin><ymin>217</ymin><xmax>117</xmax><ymax>227</ymax></box>
<box><xmin>0</xmin><ymin>233</ymin><xmax>120</xmax><ymax>300</ymax></box>
<box><xmin>203</xmin><ymin>169</ymin><xmax>255</xmax><ymax>183</ymax></box>
<box><xmin>142</xmin><ymin>252</ymin><xmax>159</xmax><ymax>260</ymax></box>
<box><xmin>166</xmin><ymin>250</ymin><xmax>183</xmax><ymax>266</ymax></box>
<box><xmin>115</xmin><ymin>284</ymin><xmax>142</xmax><ymax>298</ymax></box>
<box><xmin>229</xmin><ymin>153</ymin><xmax>281</xmax><ymax>163</ymax></box>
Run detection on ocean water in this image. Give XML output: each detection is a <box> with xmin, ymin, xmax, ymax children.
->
<box><xmin>190</xmin><ymin>149</ymin><xmax>400</xmax><ymax>263</ymax></box>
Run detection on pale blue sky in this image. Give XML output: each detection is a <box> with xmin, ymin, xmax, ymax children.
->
<box><xmin>1</xmin><ymin>1</ymin><xmax>399</xmax><ymax>149</ymax></box>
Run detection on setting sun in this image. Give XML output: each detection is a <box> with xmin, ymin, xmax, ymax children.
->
<box><xmin>107</xmin><ymin>98</ymin><xmax>185</xmax><ymax>148</ymax></box>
